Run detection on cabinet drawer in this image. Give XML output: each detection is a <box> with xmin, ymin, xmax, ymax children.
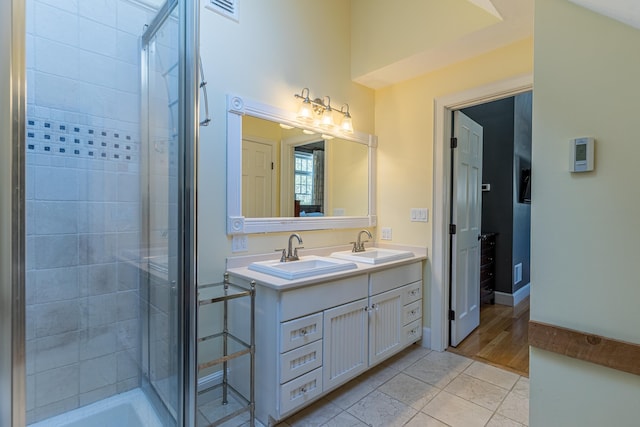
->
<box><xmin>280</xmin><ymin>340</ymin><xmax>323</xmax><ymax>384</ymax></box>
<box><xmin>402</xmin><ymin>281</ymin><xmax>422</xmax><ymax>305</ymax></box>
<box><xmin>402</xmin><ymin>319</ymin><xmax>422</xmax><ymax>346</ymax></box>
<box><xmin>403</xmin><ymin>300</ymin><xmax>422</xmax><ymax>326</ymax></box>
<box><xmin>480</xmin><ymin>266</ymin><xmax>494</xmax><ymax>281</ymax></box>
<box><xmin>280</xmin><ymin>312</ymin><xmax>323</xmax><ymax>353</ymax></box>
<box><xmin>370</xmin><ymin>262</ymin><xmax>422</xmax><ymax>295</ymax></box>
<box><xmin>279</xmin><ymin>367</ymin><xmax>323</xmax><ymax>416</ymax></box>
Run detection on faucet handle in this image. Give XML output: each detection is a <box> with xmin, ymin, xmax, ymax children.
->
<box><xmin>293</xmin><ymin>246</ymin><xmax>304</xmax><ymax>258</ymax></box>
<box><xmin>350</xmin><ymin>241</ymin><xmax>358</xmax><ymax>252</ymax></box>
<box><xmin>275</xmin><ymin>248</ymin><xmax>286</xmax><ymax>262</ymax></box>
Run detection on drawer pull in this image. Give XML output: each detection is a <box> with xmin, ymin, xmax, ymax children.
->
<box><xmin>409</xmin><ymin>290</ymin><xmax>418</xmax><ymax>296</ymax></box>
<box><xmin>300</xmin><ymin>386</ymin><xmax>307</xmax><ymax>393</ymax></box>
<box><xmin>300</xmin><ymin>328</ymin><xmax>307</xmax><ymax>336</ymax></box>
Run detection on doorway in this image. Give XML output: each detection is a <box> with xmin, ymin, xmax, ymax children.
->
<box><xmin>443</xmin><ymin>89</ymin><xmax>532</xmax><ymax>375</ymax></box>
<box><xmin>430</xmin><ymin>74</ymin><xmax>533</xmax><ymax>357</ymax></box>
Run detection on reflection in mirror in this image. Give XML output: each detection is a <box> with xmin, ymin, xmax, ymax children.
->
<box><xmin>242</xmin><ymin>116</ymin><xmax>369</xmax><ymax>219</ymax></box>
<box><xmin>227</xmin><ymin>94</ymin><xmax>376</xmax><ymax>235</ymax></box>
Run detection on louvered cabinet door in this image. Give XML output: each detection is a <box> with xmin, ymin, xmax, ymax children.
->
<box><xmin>322</xmin><ymin>298</ymin><xmax>369</xmax><ymax>392</ymax></box>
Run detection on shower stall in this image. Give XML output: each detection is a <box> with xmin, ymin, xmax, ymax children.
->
<box><xmin>1</xmin><ymin>0</ymin><xmax>199</xmax><ymax>425</ymax></box>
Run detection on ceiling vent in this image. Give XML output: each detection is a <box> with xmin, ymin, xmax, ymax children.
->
<box><xmin>206</xmin><ymin>0</ymin><xmax>239</xmax><ymax>22</ymax></box>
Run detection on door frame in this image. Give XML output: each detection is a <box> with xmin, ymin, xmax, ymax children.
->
<box><xmin>430</xmin><ymin>73</ymin><xmax>533</xmax><ymax>352</ymax></box>
<box><xmin>1</xmin><ymin>0</ymin><xmax>26</xmax><ymax>425</ymax></box>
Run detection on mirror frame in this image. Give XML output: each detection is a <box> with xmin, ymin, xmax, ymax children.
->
<box><xmin>226</xmin><ymin>94</ymin><xmax>377</xmax><ymax>235</ymax></box>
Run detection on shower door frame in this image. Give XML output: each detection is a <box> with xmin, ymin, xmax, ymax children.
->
<box><xmin>140</xmin><ymin>0</ymin><xmax>199</xmax><ymax>425</ymax></box>
<box><xmin>1</xmin><ymin>0</ymin><xmax>26</xmax><ymax>426</ymax></box>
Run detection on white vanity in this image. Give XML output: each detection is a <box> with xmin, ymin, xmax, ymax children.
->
<box><xmin>225</xmin><ymin>250</ymin><xmax>426</xmax><ymax>426</ymax></box>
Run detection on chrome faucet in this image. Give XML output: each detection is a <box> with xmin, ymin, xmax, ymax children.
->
<box><xmin>352</xmin><ymin>229</ymin><xmax>372</xmax><ymax>252</ymax></box>
<box><xmin>278</xmin><ymin>233</ymin><xmax>304</xmax><ymax>262</ymax></box>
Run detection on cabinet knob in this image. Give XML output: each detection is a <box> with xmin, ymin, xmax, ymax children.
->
<box><xmin>300</xmin><ymin>386</ymin><xmax>307</xmax><ymax>393</ymax></box>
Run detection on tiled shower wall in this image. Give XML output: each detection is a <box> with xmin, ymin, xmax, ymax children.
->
<box><xmin>25</xmin><ymin>0</ymin><xmax>158</xmax><ymax>423</ymax></box>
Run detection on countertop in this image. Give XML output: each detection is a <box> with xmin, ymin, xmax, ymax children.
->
<box><xmin>225</xmin><ymin>243</ymin><xmax>427</xmax><ymax>291</ymax></box>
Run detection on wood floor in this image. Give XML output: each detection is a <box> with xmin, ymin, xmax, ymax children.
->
<box><xmin>448</xmin><ymin>297</ymin><xmax>530</xmax><ymax>377</ymax></box>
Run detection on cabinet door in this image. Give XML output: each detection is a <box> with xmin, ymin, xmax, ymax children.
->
<box><xmin>369</xmin><ymin>287</ymin><xmax>404</xmax><ymax>366</ymax></box>
<box><xmin>323</xmin><ymin>298</ymin><xmax>369</xmax><ymax>392</ymax></box>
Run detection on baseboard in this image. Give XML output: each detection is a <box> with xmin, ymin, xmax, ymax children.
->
<box><xmin>494</xmin><ymin>282</ymin><xmax>530</xmax><ymax>306</ymax></box>
<box><xmin>421</xmin><ymin>327</ymin><xmax>431</xmax><ymax>350</ymax></box>
<box><xmin>198</xmin><ymin>370</ymin><xmax>223</xmax><ymax>393</ymax></box>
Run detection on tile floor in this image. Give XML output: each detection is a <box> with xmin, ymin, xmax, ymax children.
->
<box><xmin>198</xmin><ymin>345</ymin><xmax>529</xmax><ymax>427</ymax></box>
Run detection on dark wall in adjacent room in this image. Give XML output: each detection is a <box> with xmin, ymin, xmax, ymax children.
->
<box><xmin>463</xmin><ymin>97</ymin><xmax>515</xmax><ymax>294</ymax></box>
<box><xmin>461</xmin><ymin>92</ymin><xmax>532</xmax><ymax>296</ymax></box>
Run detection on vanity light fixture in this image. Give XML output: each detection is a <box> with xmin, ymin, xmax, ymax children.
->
<box><xmin>321</xmin><ymin>134</ymin><xmax>334</xmax><ymax>140</ymax></box>
<box><xmin>340</xmin><ymin>104</ymin><xmax>354</xmax><ymax>134</ymax></box>
<box><xmin>296</xmin><ymin>88</ymin><xmax>314</xmax><ymax>122</ymax></box>
<box><xmin>294</xmin><ymin>88</ymin><xmax>354</xmax><ymax>132</ymax></box>
<box><xmin>279</xmin><ymin>123</ymin><xmax>294</xmax><ymax>130</ymax></box>
<box><xmin>319</xmin><ymin>96</ymin><xmax>334</xmax><ymax>129</ymax></box>
<box><xmin>302</xmin><ymin>129</ymin><xmax>315</xmax><ymax>135</ymax></box>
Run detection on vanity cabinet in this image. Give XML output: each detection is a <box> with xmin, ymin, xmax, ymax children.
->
<box><xmin>369</xmin><ymin>263</ymin><xmax>423</xmax><ymax>366</ymax></box>
<box><xmin>323</xmin><ymin>298</ymin><xmax>369</xmax><ymax>391</ymax></box>
<box><xmin>227</xmin><ymin>259</ymin><xmax>423</xmax><ymax>426</ymax></box>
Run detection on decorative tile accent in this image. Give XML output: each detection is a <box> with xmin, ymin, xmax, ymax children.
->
<box><xmin>25</xmin><ymin>114</ymin><xmax>139</xmax><ymax>164</ymax></box>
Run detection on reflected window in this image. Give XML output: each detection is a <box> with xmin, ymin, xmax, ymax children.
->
<box><xmin>294</xmin><ymin>151</ymin><xmax>313</xmax><ymax>205</ymax></box>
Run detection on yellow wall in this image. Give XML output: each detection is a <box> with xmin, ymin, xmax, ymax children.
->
<box><xmin>375</xmin><ymin>37</ymin><xmax>532</xmax><ymax>326</ymax></box>
<box><xmin>375</xmin><ymin>38</ymin><xmax>533</xmax><ymax>248</ymax></box>
<box><xmin>198</xmin><ymin>0</ymin><xmax>374</xmax><ymax>284</ymax></box>
<box><xmin>530</xmin><ymin>0</ymin><xmax>640</xmax><ymax>424</ymax></box>
<box><xmin>350</xmin><ymin>0</ymin><xmax>500</xmax><ymax>81</ymax></box>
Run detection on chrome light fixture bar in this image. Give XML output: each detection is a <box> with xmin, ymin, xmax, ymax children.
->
<box><xmin>294</xmin><ymin>87</ymin><xmax>354</xmax><ymax>133</ymax></box>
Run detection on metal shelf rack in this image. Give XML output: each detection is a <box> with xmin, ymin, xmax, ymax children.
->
<box><xmin>197</xmin><ymin>273</ymin><xmax>255</xmax><ymax>427</ymax></box>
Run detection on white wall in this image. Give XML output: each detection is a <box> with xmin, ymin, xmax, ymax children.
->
<box><xmin>197</xmin><ymin>0</ymin><xmax>375</xmax><ymax>285</ymax></box>
<box><xmin>530</xmin><ymin>0</ymin><xmax>640</xmax><ymax>424</ymax></box>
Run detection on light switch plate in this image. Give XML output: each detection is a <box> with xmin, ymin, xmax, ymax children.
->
<box><xmin>410</xmin><ymin>208</ymin><xmax>429</xmax><ymax>222</ymax></box>
<box><xmin>381</xmin><ymin>227</ymin><xmax>392</xmax><ymax>240</ymax></box>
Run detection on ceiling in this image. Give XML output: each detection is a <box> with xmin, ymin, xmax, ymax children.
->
<box><xmin>354</xmin><ymin>0</ymin><xmax>639</xmax><ymax>89</ymax></box>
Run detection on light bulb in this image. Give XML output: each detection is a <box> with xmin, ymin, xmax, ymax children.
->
<box><xmin>340</xmin><ymin>114</ymin><xmax>353</xmax><ymax>133</ymax></box>
<box><xmin>320</xmin><ymin>108</ymin><xmax>334</xmax><ymax>129</ymax></box>
<box><xmin>297</xmin><ymin>99</ymin><xmax>314</xmax><ymax>122</ymax></box>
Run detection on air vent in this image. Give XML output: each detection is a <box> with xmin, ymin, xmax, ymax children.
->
<box><xmin>206</xmin><ymin>0</ymin><xmax>238</xmax><ymax>22</ymax></box>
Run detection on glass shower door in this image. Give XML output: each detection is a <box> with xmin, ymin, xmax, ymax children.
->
<box><xmin>10</xmin><ymin>0</ymin><xmax>198</xmax><ymax>425</ymax></box>
<box><xmin>141</xmin><ymin>1</ymin><xmax>199</xmax><ymax>425</ymax></box>
<box><xmin>141</xmin><ymin>4</ymin><xmax>180</xmax><ymax>421</ymax></box>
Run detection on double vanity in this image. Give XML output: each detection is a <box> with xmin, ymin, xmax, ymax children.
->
<box><xmin>225</xmin><ymin>236</ymin><xmax>427</xmax><ymax>426</ymax></box>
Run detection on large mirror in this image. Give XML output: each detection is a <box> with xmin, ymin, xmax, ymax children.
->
<box><xmin>227</xmin><ymin>95</ymin><xmax>377</xmax><ymax>234</ymax></box>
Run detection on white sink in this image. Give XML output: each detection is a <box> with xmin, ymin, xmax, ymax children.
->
<box><xmin>248</xmin><ymin>255</ymin><xmax>357</xmax><ymax>280</ymax></box>
<box><xmin>330</xmin><ymin>248</ymin><xmax>414</xmax><ymax>265</ymax></box>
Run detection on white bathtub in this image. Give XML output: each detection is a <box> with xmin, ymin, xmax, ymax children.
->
<box><xmin>30</xmin><ymin>389</ymin><xmax>163</xmax><ymax>427</ymax></box>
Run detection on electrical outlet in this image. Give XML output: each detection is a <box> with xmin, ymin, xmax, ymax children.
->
<box><xmin>381</xmin><ymin>227</ymin><xmax>392</xmax><ymax>240</ymax></box>
<box><xmin>232</xmin><ymin>235</ymin><xmax>248</xmax><ymax>252</ymax></box>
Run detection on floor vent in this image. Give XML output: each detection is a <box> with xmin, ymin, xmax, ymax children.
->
<box><xmin>514</xmin><ymin>263</ymin><xmax>523</xmax><ymax>284</ymax></box>
<box><xmin>206</xmin><ymin>0</ymin><xmax>239</xmax><ymax>22</ymax></box>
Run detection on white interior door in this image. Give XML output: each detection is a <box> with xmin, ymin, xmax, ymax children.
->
<box><xmin>242</xmin><ymin>138</ymin><xmax>273</xmax><ymax>217</ymax></box>
<box><xmin>450</xmin><ymin>111</ymin><xmax>483</xmax><ymax>347</ymax></box>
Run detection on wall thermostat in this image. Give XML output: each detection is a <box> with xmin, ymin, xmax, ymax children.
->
<box><xmin>569</xmin><ymin>137</ymin><xmax>594</xmax><ymax>172</ymax></box>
